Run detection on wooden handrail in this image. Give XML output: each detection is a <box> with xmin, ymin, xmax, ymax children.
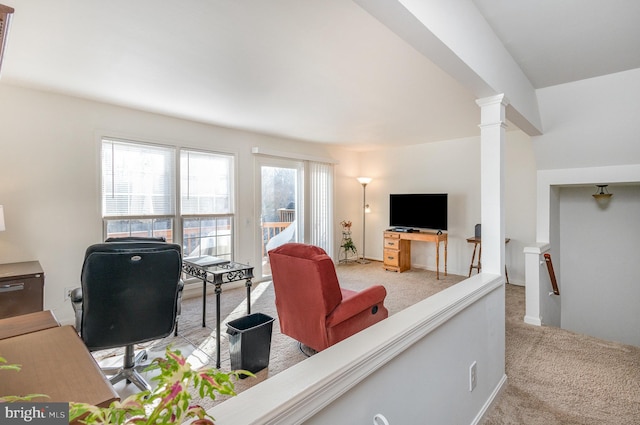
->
<box><xmin>543</xmin><ymin>253</ymin><xmax>560</xmax><ymax>295</ymax></box>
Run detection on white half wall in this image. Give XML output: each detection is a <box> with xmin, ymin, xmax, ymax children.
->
<box><xmin>210</xmin><ymin>274</ymin><xmax>506</xmax><ymax>425</ymax></box>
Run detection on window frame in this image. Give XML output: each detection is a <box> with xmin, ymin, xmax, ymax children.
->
<box><xmin>100</xmin><ymin>137</ymin><xmax>237</xmax><ymax>269</ymax></box>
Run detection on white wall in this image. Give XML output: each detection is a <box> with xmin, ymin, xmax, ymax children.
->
<box><xmin>355</xmin><ymin>130</ymin><xmax>536</xmax><ymax>283</ymax></box>
<box><xmin>534</xmin><ymin>68</ymin><xmax>640</xmax><ymax>170</ymax></box>
<box><xmin>559</xmin><ymin>185</ymin><xmax>640</xmax><ymax>346</ymax></box>
<box><xmin>0</xmin><ymin>84</ymin><xmax>350</xmax><ymax>325</ymax></box>
<box><xmin>526</xmin><ymin>69</ymin><xmax>640</xmax><ymax>344</ymax></box>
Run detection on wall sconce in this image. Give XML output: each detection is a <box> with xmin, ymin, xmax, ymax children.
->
<box><xmin>0</xmin><ymin>205</ymin><xmax>5</xmax><ymax>232</ymax></box>
<box><xmin>356</xmin><ymin>177</ymin><xmax>372</xmax><ymax>264</ymax></box>
<box><xmin>592</xmin><ymin>185</ymin><xmax>613</xmax><ymax>201</ymax></box>
<box><xmin>0</xmin><ymin>4</ymin><xmax>15</xmax><ymax>77</ymax></box>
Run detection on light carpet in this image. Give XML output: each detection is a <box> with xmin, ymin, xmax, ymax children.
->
<box><xmin>480</xmin><ymin>284</ymin><xmax>640</xmax><ymax>425</ymax></box>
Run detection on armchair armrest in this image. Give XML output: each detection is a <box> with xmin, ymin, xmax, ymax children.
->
<box><xmin>326</xmin><ymin>285</ymin><xmax>387</xmax><ymax>327</ymax></box>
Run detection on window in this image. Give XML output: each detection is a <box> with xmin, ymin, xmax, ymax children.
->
<box><xmin>102</xmin><ymin>139</ymin><xmax>176</xmax><ymax>241</ymax></box>
<box><xmin>181</xmin><ymin>150</ymin><xmax>234</xmax><ymax>260</ymax></box>
<box><xmin>101</xmin><ymin>138</ymin><xmax>235</xmax><ymax>261</ymax></box>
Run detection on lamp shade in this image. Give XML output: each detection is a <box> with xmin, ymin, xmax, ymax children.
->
<box><xmin>0</xmin><ymin>205</ymin><xmax>5</xmax><ymax>231</ymax></box>
<box><xmin>592</xmin><ymin>185</ymin><xmax>612</xmax><ymax>201</ymax></box>
<box><xmin>0</xmin><ymin>5</ymin><xmax>15</xmax><ymax>76</ymax></box>
<box><xmin>357</xmin><ymin>177</ymin><xmax>372</xmax><ymax>186</ymax></box>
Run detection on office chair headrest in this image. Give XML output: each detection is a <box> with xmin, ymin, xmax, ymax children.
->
<box><xmin>105</xmin><ymin>236</ymin><xmax>167</xmax><ymax>243</ymax></box>
<box><xmin>85</xmin><ymin>241</ymin><xmax>181</xmax><ymax>257</ymax></box>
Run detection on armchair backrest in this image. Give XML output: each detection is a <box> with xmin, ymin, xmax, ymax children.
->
<box><xmin>79</xmin><ymin>241</ymin><xmax>182</xmax><ymax>351</ymax></box>
<box><xmin>268</xmin><ymin>243</ymin><xmax>342</xmax><ymax>346</ymax></box>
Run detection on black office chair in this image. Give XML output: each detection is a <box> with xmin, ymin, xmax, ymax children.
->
<box><xmin>71</xmin><ymin>240</ymin><xmax>183</xmax><ymax>392</ymax></box>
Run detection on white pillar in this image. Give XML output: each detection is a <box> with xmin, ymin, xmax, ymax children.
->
<box><xmin>476</xmin><ymin>95</ymin><xmax>508</xmax><ymax>277</ymax></box>
<box><xmin>524</xmin><ymin>245</ymin><xmax>545</xmax><ymax>325</ymax></box>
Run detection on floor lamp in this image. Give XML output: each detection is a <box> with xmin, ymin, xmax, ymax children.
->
<box><xmin>356</xmin><ymin>177</ymin><xmax>371</xmax><ymax>264</ymax></box>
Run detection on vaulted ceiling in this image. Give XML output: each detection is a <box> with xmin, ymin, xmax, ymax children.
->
<box><xmin>2</xmin><ymin>0</ymin><xmax>638</xmax><ymax>149</ymax></box>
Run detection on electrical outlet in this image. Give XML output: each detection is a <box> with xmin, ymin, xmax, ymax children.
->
<box><xmin>63</xmin><ymin>286</ymin><xmax>75</xmax><ymax>302</ymax></box>
<box><xmin>469</xmin><ymin>361</ymin><xmax>477</xmax><ymax>392</ymax></box>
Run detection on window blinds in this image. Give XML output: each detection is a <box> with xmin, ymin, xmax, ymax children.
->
<box><xmin>180</xmin><ymin>150</ymin><xmax>234</xmax><ymax>215</ymax></box>
<box><xmin>309</xmin><ymin>161</ymin><xmax>334</xmax><ymax>253</ymax></box>
<box><xmin>102</xmin><ymin>139</ymin><xmax>176</xmax><ymax>217</ymax></box>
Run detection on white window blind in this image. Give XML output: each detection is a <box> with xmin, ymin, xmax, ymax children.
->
<box><xmin>309</xmin><ymin>161</ymin><xmax>333</xmax><ymax>253</ymax></box>
<box><xmin>180</xmin><ymin>150</ymin><xmax>234</xmax><ymax>215</ymax></box>
<box><xmin>102</xmin><ymin>139</ymin><xmax>175</xmax><ymax>217</ymax></box>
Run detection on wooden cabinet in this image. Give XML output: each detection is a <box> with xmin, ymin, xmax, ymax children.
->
<box><xmin>0</xmin><ymin>261</ymin><xmax>44</xmax><ymax>319</ymax></box>
<box><xmin>383</xmin><ymin>232</ymin><xmax>411</xmax><ymax>272</ymax></box>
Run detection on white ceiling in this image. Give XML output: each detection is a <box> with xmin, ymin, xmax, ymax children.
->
<box><xmin>472</xmin><ymin>0</ymin><xmax>640</xmax><ymax>89</ymax></box>
<box><xmin>2</xmin><ymin>0</ymin><xmax>639</xmax><ymax>149</ymax></box>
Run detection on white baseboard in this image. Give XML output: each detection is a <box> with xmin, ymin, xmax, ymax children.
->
<box><xmin>471</xmin><ymin>373</ymin><xmax>508</xmax><ymax>425</ymax></box>
<box><xmin>524</xmin><ymin>315</ymin><xmax>542</xmax><ymax>326</ymax></box>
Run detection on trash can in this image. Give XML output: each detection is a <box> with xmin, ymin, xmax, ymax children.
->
<box><xmin>226</xmin><ymin>313</ymin><xmax>275</xmax><ymax>377</ymax></box>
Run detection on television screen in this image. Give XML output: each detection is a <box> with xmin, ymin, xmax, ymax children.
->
<box><xmin>389</xmin><ymin>193</ymin><xmax>448</xmax><ymax>231</ymax></box>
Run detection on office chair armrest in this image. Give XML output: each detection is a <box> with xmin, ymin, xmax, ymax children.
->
<box><xmin>70</xmin><ymin>287</ymin><xmax>83</xmax><ymax>303</ymax></box>
<box><xmin>326</xmin><ymin>285</ymin><xmax>387</xmax><ymax>327</ymax></box>
<box><xmin>176</xmin><ymin>279</ymin><xmax>184</xmax><ymax>315</ymax></box>
<box><xmin>70</xmin><ymin>287</ymin><xmax>83</xmax><ymax>330</ymax></box>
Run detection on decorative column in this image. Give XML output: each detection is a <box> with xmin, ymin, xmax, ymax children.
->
<box><xmin>475</xmin><ymin>95</ymin><xmax>508</xmax><ymax>277</ymax></box>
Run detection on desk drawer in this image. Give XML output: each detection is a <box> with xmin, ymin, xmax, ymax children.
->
<box><xmin>384</xmin><ymin>238</ymin><xmax>400</xmax><ymax>249</ymax></box>
<box><xmin>0</xmin><ymin>276</ymin><xmax>44</xmax><ymax>320</ymax></box>
<box><xmin>383</xmin><ymin>249</ymin><xmax>400</xmax><ymax>267</ymax></box>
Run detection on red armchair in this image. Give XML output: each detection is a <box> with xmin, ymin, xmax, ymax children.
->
<box><xmin>268</xmin><ymin>243</ymin><xmax>388</xmax><ymax>352</ymax></box>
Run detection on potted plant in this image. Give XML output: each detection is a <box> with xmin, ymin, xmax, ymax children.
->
<box><xmin>339</xmin><ymin>220</ymin><xmax>357</xmax><ymax>262</ymax></box>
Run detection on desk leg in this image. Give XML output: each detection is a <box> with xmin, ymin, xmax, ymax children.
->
<box><xmin>435</xmin><ymin>241</ymin><xmax>440</xmax><ymax>280</ymax></box>
<box><xmin>468</xmin><ymin>243</ymin><xmax>478</xmax><ymax>277</ymax></box>
<box><xmin>444</xmin><ymin>239</ymin><xmax>448</xmax><ymax>277</ymax></box>
<box><xmin>202</xmin><ymin>279</ymin><xmax>207</xmax><ymax>327</ymax></box>
<box><xmin>245</xmin><ymin>279</ymin><xmax>252</xmax><ymax>315</ymax></box>
<box><xmin>215</xmin><ymin>283</ymin><xmax>222</xmax><ymax>369</ymax></box>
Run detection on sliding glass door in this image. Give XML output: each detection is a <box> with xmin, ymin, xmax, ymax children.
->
<box><xmin>257</xmin><ymin>158</ymin><xmax>303</xmax><ymax>277</ymax></box>
<box><xmin>255</xmin><ymin>155</ymin><xmax>334</xmax><ymax>278</ymax></box>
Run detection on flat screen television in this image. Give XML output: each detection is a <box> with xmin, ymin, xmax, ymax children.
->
<box><xmin>389</xmin><ymin>193</ymin><xmax>448</xmax><ymax>232</ymax></box>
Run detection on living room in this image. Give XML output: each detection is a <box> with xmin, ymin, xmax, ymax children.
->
<box><xmin>1</xmin><ymin>1</ymin><xmax>640</xmax><ymax>424</ymax></box>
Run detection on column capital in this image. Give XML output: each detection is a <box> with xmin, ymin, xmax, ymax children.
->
<box><xmin>476</xmin><ymin>94</ymin><xmax>509</xmax><ymax>127</ymax></box>
<box><xmin>475</xmin><ymin>94</ymin><xmax>510</xmax><ymax>108</ymax></box>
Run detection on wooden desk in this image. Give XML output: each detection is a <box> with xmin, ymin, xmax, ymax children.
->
<box><xmin>0</xmin><ymin>310</ymin><xmax>59</xmax><ymax>340</ymax></box>
<box><xmin>466</xmin><ymin>237</ymin><xmax>510</xmax><ymax>284</ymax></box>
<box><xmin>383</xmin><ymin>231</ymin><xmax>448</xmax><ymax>279</ymax></box>
<box><xmin>0</xmin><ymin>324</ymin><xmax>118</xmax><ymax>407</ymax></box>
